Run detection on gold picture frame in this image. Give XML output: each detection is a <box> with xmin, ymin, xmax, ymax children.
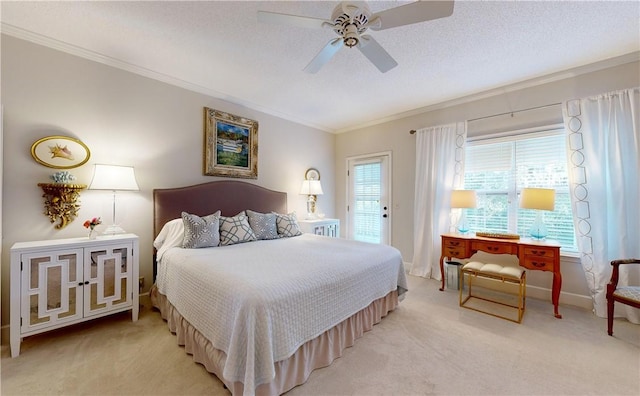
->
<box><xmin>30</xmin><ymin>135</ymin><xmax>91</xmax><ymax>169</ymax></box>
<box><xmin>203</xmin><ymin>107</ymin><xmax>258</xmax><ymax>179</ymax></box>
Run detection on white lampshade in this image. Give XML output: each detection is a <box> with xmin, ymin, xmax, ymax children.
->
<box><xmin>300</xmin><ymin>180</ymin><xmax>323</xmax><ymax>195</ymax></box>
<box><xmin>520</xmin><ymin>188</ymin><xmax>555</xmax><ymax>211</ymax></box>
<box><xmin>451</xmin><ymin>190</ymin><xmax>477</xmax><ymax>209</ymax></box>
<box><xmin>89</xmin><ymin>164</ymin><xmax>139</xmax><ymax>191</ymax></box>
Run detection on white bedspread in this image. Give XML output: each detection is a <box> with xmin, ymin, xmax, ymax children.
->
<box><xmin>156</xmin><ymin>233</ymin><xmax>407</xmax><ymax>395</ymax></box>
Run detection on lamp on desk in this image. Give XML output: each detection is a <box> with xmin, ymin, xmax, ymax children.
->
<box><xmin>88</xmin><ymin>164</ymin><xmax>139</xmax><ymax>234</ymax></box>
<box><xmin>520</xmin><ymin>188</ymin><xmax>555</xmax><ymax>240</ymax></box>
<box><xmin>451</xmin><ymin>190</ymin><xmax>477</xmax><ymax>234</ymax></box>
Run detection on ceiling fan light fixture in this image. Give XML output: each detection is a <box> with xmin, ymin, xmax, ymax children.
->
<box><xmin>343</xmin><ymin>25</ymin><xmax>360</xmax><ymax>47</ymax></box>
<box><xmin>258</xmin><ymin>0</ymin><xmax>455</xmax><ymax>73</ymax></box>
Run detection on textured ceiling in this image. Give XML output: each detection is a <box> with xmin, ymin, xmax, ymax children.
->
<box><xmin>1</xmin><ymin>1</ymin><xmax>639</xmax><ymax>132</ymax></box>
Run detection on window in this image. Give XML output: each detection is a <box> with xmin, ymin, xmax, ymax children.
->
<box><xmin>463</xmin><ymin>128</ymin><xmax>577</xmax><ymax>252</ymax></box>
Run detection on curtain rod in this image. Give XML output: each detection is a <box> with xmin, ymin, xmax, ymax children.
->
<box><xmin>409</xmin><ymin>102</ymin><xmax>562</xmax><ymax>135</ymax></box>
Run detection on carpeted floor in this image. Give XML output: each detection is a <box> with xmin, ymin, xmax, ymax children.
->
<box><xmin>2</xmin><ymin>275</ymin><xmax>639</xmax><ymax>395</ymax></box>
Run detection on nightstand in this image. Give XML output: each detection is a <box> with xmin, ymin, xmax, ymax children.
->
<box><xmin>10</xmin><ymin>233</ymin><xmax>139</xmax><ymax>357</ymax></box>
<box><xmin>299</xmin><ymin>218</ymin><xmax>340</xmax><ymax>237</ymax></box>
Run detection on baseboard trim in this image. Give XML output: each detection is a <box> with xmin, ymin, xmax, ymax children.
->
<box><xmin>526</xmin><ymin>284</ymin><xmax>593</xmax><ymax>311</ymax></box>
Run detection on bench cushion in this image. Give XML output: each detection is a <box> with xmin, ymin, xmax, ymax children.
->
<box><xmin>462</xmin><ymin>261</ymin><xmax>524</xmax><ymax>280</ymax></box>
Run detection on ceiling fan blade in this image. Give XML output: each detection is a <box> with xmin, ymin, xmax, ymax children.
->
<box><xmin>357</xmin><ymin>35</ymin><xmax>398</xmax><ymax>73</ymax></box>
<box><xmin>369</xmin><ymin>0</ymin><xmax>455</xmax><ymax>31</ymax></box>
<box><xmin>304</xmin><ymin>38</ymin><xmax>344</xmax><ymax>74</ymax></box>
<box><xmin>257</xmin><ymin>11</ymin><xmax>330</xmax><ymax>30</ymax></box>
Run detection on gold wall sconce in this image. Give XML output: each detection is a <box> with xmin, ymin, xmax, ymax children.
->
<box><xmin>38</xmin><ymin>183</ymin><xmax>87</xmax><ymax>229</ymax></box>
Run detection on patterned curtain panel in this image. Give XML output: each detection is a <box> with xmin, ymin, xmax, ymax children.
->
<box><xmin>563</xmin><ymin>87</ymin><xmax>640</xmax><ymax>322</ymax></box>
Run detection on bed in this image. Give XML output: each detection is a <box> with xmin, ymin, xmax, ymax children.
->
<box><xmin>150</xmin><ymin>180</ymin><xmax>408</xmax><ymax>395</ymax></box>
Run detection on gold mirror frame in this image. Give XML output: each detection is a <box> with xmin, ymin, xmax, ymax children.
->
<box><xmin>305</xmin><ymin>168</ymin><xmax>320</xmax><ymax>181</ymax></box>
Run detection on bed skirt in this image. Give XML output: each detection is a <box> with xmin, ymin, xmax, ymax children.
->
<box><xmin>150</xmin><ymin>286</ymin><xmax>399</xmax><ymax>395</ymax></box>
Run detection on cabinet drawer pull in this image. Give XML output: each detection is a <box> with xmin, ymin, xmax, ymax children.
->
<box><xmin>531</xmin><ymin>261</ymin><xmax>546</xmax><ymax>268</ymax></box>
<box><xmin>450</xmin><ymin>241</ymin><xmax>460</xmax><ymax>246</ymax></box>
<box><xmin>532</xmin><ymin>250</ymin><xmax>546</xmax><ymax>256</ymax></box>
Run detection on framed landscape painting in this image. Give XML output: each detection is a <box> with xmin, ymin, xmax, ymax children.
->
<box><xmin>203</xmin><ymin>107</ymin><xmax>258</xmax><ymax>179</ymax></box>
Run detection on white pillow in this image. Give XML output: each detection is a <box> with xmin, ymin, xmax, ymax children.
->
<box><xmin>154</xmin><ymin>218</ymin><xmax>184</xmax><ymax>260</ymax></box>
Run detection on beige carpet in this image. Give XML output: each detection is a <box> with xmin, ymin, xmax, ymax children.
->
<box><xmin>2</xmin><ymin>275</ymin><xmax>639</xmax><ymax>395</ymax></box>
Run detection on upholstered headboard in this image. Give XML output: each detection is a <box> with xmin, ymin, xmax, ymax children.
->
<box><xmin>153</xmin><ymin>180</ymin><xmax>288</xmax><ymax>238</ymax></box>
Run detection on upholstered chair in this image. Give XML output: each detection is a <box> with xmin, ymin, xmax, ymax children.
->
<box><xmin>606</xmin><ymin>258</ymin><xmax>640</xmax><ymax>336</ymax></box>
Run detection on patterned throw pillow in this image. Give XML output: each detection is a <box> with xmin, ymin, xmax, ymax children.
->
<box><xmin>246</xmin><ymin>210</ymin><xmax>279</xmax><ymax>240</ymax></box>
<box><xmin>219</xmin><ymin>212</ymin><xmax>257</xmax><ymax>246</ymax></box>
<box><xmin>275</xmin><ymin>212</ymin><xmax>302</xmax><ymax>238</ymax></box>
<box><xmin>181</xmin><ymin>211</ymin><xmax>221</xmax><ymax>249</ymax></box>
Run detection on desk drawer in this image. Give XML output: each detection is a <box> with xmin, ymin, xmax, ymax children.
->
<box><xmin>443</xmin><ymin>246</ymin><xmax>468</xmax><ymax>257</ymax></box>
<box><xmin>522</xmin><ymin>246</ymin><xmax>557</xmax><ymax>258</ymax></box>
<box><xmin>442</xmin><ymin>237</ymin><xmax>469</xmax><ymax>258</ymax></box>
<box><xmin>521</xmin><ymin>255</ymin><xmax>555</xmax><ymax>271</ymax></box>
<box><xmin>471</xmin><ymin>241</ymin><xmax>517</xmax><ymax>255</ymax></box>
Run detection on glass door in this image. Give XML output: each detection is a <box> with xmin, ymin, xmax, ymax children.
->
<box><xmin>347</xmin><ymin>152</ymin><xmax>391</xmax><ymax>244</ymax></box>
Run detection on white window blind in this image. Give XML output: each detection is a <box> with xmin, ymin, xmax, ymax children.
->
<box><xmin>464</xmin><ymin>128</ymin><xmax>577</xmax><ymax>252</ymax></box>
<box><xmin>352</xmin><ymin>160</ymin><xmax>381</xmax><ymax>243</ymax></box>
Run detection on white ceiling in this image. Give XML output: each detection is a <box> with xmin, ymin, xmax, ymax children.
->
<box><xmin>1</xmin><ymin>1</ymin><xmax>639</xmax><ymax>133</ymax></box>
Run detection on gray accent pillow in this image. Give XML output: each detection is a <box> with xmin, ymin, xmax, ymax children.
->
<box><xmin>181</xmin><ymin>211</ymin><xmax>221</xmax><ymax>249</ymax></box>
<box><xmin>275</xmin><ymin>212</ymin><xmax>302</xmax><ymax>238</ymax></box>
<box><xmin>246</xmin><ymin>210</ymin><xmax>279</xmax><ymax>240</ymax></box>
<box><xmin>219</xmin><ymin>212</ymin><xmax>257</xmax><ymax>246</ymax></box>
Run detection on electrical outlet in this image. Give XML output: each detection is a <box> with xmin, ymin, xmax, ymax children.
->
<box><xmin>139</xmin><ymin>277</ymin><xmax>144</xmax><ymax>292</ymax></box>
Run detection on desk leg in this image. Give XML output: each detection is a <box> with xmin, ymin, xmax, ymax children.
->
<box><xmin>439</xmin><ymin>255</ymin><xmax>446</xmax><ymax>291</ymax></box>
<box><xmin>552</xmin><ymin>271</ymin><xmax>563</xmax><ymax>319</ymax></box>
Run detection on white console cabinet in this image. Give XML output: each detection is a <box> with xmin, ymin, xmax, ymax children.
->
<box><xmin>298</xmin><ymin>218</ymin><xmax>340</xmax><ymax>238</ymax></box>
<box><xmin>10</xmin><ymin>234</ymin><xmax>139</xmax><ymax>357</ymax></box>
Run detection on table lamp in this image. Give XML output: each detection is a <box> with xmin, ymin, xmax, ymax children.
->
<box><xmin>88</xmin><ymin>164</ymin><xmax>139</xmax><ymax>234</ymax></box>
<box><xmin>520</xmin><ymin>188</ymin><xmax>555</xmax><ymax>239</ymax></box>
<box><xmin>451</xmin><ymin>190</ymin><xmax>477</xmax><ymax>234</ymax></box>
<box><xmin>300</xmin><ymin>179</ymin><xmax>323</xmax><ymax>219</ymax></box>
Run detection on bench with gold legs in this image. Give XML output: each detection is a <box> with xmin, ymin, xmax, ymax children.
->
<box><xmin>459</xmin><ymin>261</ymin><xmax>526</xmax><ymax>323</ymax></box>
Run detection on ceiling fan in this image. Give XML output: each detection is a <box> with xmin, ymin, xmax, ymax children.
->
<box><xmin>258</xmin><ymin>1</ymin><xmax>455</xmax><ymax>73</ymax></box>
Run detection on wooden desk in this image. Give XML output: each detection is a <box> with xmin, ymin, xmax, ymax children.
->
<box><xmin>440</xmin><ymin>233</ymin><xmax>563</xmax><ymax>318</ymax></box>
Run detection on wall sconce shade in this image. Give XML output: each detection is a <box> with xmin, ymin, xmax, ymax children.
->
<box><xmin>451</xmin><ymin>190</ymin><xmax>477</xmax><ymax>209</ymax></box>
<box><xmin>88</xmin><ymin>164</ymin><xmax>139</xmax><ymax>191</ymax></box>
<box><xmin>520</xmin><ymin>188</ymin><xmax>555</xmax><ymax>239</ymax></box>
<box><xmin>89</xmin><ymin>164</ymin><xmax>139</xmax><ymax>234</ymax></box>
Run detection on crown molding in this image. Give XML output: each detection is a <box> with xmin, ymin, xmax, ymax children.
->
<box><xmin>0</xmin><ymin>23</ymin><xmax>333</xmax><ymax>133</ymax></box>
<box><xmin>336</xmin><ymin>51</ymin><xmax>640</xmax><ymax>134</ymax></box>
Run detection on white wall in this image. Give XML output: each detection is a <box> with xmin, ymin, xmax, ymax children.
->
<box><xmin>0</xmin><ymin>35</ymin><xmax>336</xmax><ymax>336</ymax></box>
<box><xmin>335</xmin><ymin>58</ymin><xmax>640</xmax><ymax>308</ymax></box>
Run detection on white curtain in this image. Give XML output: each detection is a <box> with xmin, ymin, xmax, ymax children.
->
<box><xmin>563</xmin><ymin>87</ymin><xmax>640</xmax><ymax>322</ymax></box>
<box><xmin>411</xmin><ymin>122</ymin><xmax>467</xmax><ymax>278</ymax></box>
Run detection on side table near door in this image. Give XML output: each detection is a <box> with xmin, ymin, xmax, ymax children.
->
<box><xmin>299</xmin><ymin>218</ymin><xmax>340</xmax><ymax>238</ymax></box>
